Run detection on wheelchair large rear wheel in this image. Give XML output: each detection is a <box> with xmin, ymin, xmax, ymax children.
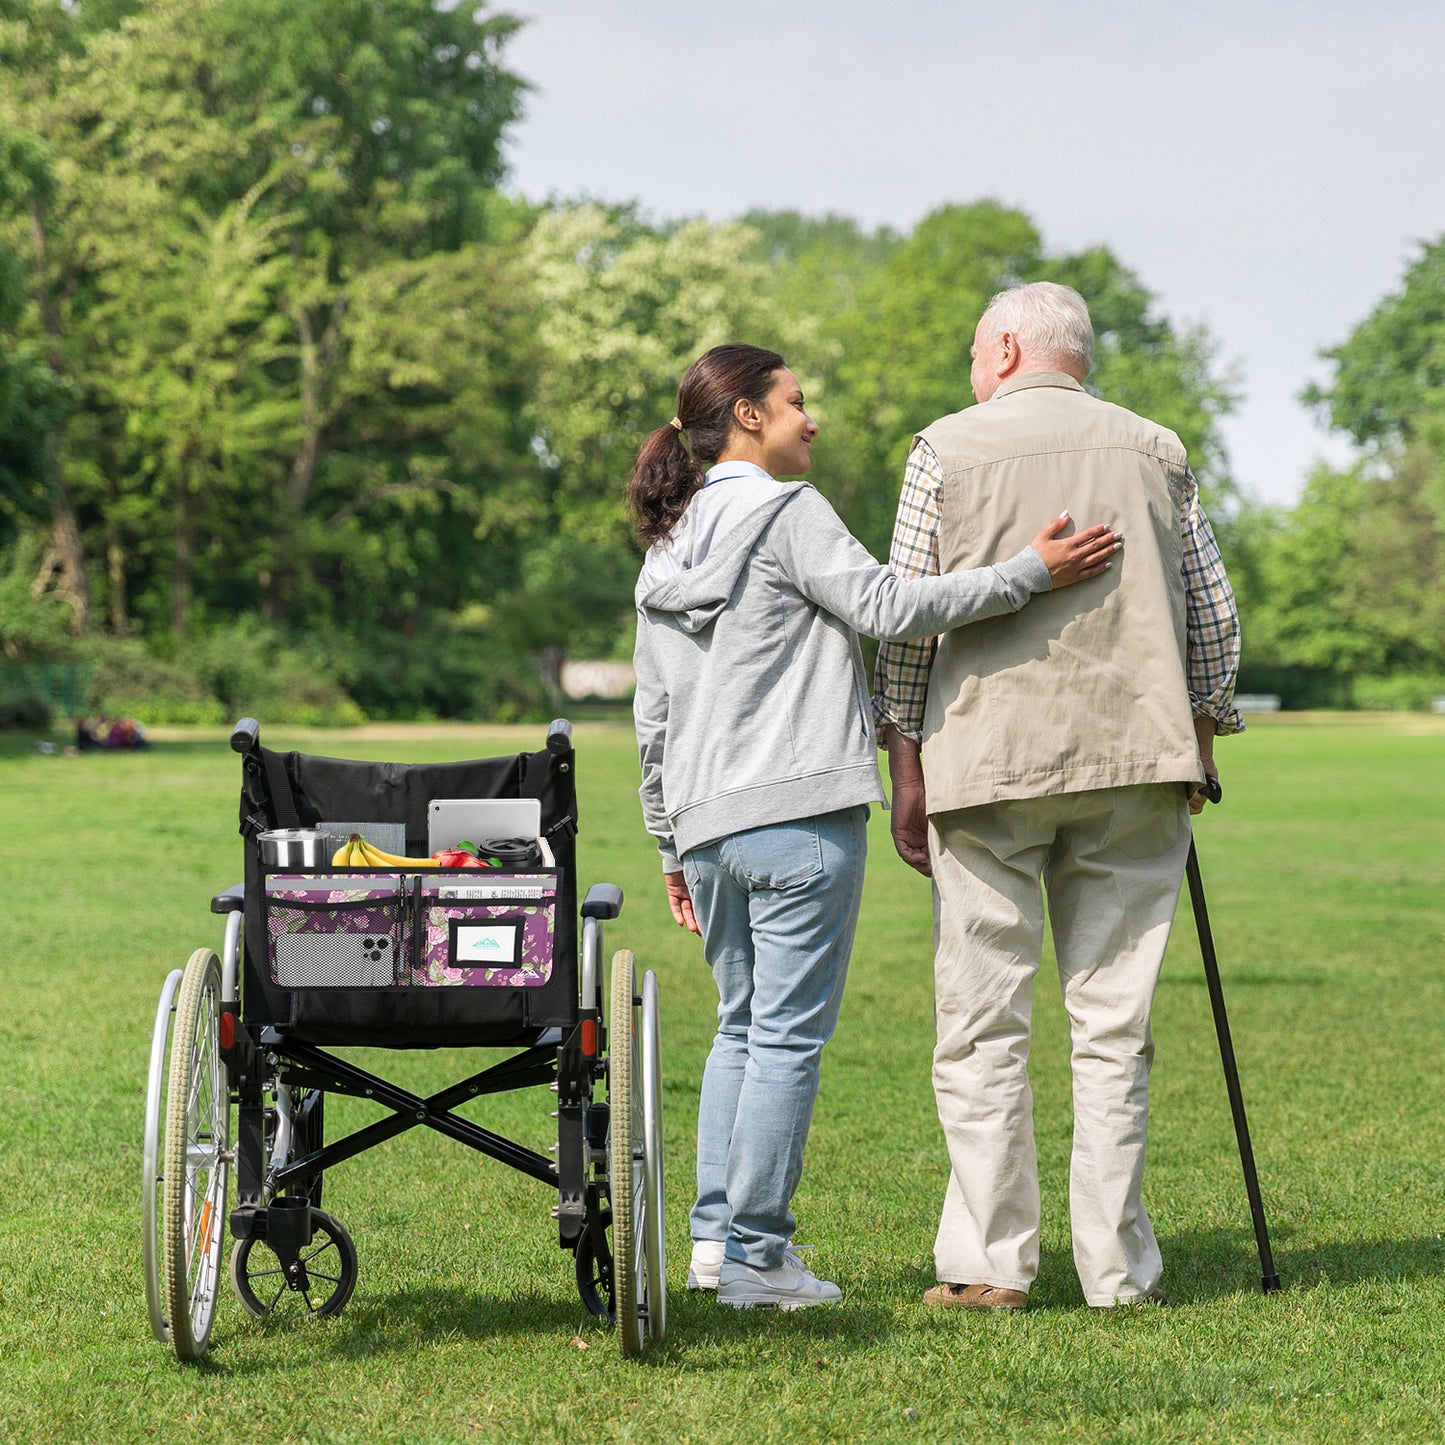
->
<box><xmin>160</xmin><ymin>948</ymin><xmax>231</xmax><ymax>1360</ymax></box>
<box><xmin>608</xmin><ymin>949</ymin><xmax>666</xmax><ymax>1356</ymax></box>
<box><xmin>142</xmin><ymin>967</ymin><xmax>185</xmax><ymax>1346</ymax></box>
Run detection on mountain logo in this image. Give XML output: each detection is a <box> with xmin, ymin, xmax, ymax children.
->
<box><xmin>456</xmin><ymin>925</ymin><xmax>518</xmax><ymax>964</ymax></box>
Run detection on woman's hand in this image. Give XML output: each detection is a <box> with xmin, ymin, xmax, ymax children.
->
<box><xmin>1029</xmin><ymin>512</ymin><xmax>1121</xmax><ymax>588</ymax></box>
<box><xmin>664</xmin><ymin>870</ymin><xmax>700</xmax><ymax>934</ymax></box>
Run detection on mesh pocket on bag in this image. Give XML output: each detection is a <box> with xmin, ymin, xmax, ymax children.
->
<box><xmin>266</xmin><ymin>875</ymin><xmax>406</xmax><ymax>988</ymax></box>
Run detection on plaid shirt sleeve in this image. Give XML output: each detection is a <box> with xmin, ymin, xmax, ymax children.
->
<box><xmin>871</xmin><ymin>439</ymin><xmax>943</xmax><ymax>740</ymax></box>
<box><xmin>1181</xmin><ymin>470</ymin><xmax>1245</xmax><ymax>735</ymax></box>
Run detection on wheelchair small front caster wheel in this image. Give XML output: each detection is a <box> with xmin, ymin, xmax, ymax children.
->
<box><xmin>230</xmin><ymin>1208</ymin><xmax>357</xmax><ymax>1319</ymax></box>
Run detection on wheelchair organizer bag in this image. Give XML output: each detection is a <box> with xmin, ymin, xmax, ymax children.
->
<box><xmin>264</xmin><ymin>871</ymin><xmax>559</xmax><ymax>990</ymax></box>
<box><xmin>240</xmin><ymin>743</ymin><xmax>578</xmax><ymax>1047</ymax></box>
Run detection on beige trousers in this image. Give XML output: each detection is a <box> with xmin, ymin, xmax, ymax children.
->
<box><xmin>929</xmin><ymin>783</ymin><xmax>1190</xmax><ymax>1305</ymax></box>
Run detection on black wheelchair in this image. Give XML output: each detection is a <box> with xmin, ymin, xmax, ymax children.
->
<box><xmin>141</xmin><ymin>718</ymin><xmax>665</xmax><ymax>1360</ymax></box>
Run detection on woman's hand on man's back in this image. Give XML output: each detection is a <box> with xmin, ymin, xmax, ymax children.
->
<box><xmin>1028</xmin><ymin>512</ymin><xmax>1121</xmax><ymax>589</ymax></box>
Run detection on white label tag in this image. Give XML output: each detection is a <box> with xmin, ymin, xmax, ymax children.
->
<box><xmin>454</xmin><ymin>924</ymin><xmax>519</xmax><ymax>965</ymax></box>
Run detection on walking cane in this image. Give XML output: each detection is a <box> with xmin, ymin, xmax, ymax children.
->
<box><xmin>1188</xmin><ymin>775</ymin><xmax>1281</xmax><ymax>1293</ymax></box>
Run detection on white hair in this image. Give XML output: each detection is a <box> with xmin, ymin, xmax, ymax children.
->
<box><xmin>978</xmin><ymin>282</ymin><xmax>1094</xmax><ymax>375</ymax></box>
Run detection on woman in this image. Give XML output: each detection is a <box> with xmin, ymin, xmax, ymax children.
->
<box><xmin>629</xmin><ymin>344</ymin><xmax>1118</xmax><ymax>1309</ymax></box>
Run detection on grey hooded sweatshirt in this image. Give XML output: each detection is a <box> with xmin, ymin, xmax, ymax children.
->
<box><xmin>633</xmin><ymin>464</ymin><xmax>1050</xmax><ymax>872</ymax></box>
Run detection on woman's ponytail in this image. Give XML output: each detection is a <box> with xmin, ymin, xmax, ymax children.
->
<box><xmin>628</xmin><ymin>424</ymin><xmax>705</xmax><ymax>549</ymax></box>
<box><xmin>627</xmin><ymin>344</ymin><xmax>787</xmax><ymax>549</ymax></box>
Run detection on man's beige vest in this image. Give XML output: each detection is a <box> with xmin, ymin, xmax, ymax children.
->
<box><xmin>919</xmin><ymin>372</ymin><xmax>1202</xmax><ymax>811</ymax></box>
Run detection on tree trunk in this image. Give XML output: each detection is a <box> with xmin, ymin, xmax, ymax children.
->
<box><xmin>107</xmin><ymin>534</ymin><xmax>129</xmax><ymax>637</ymax></box>
<box><xmin>171</xmin><ymin>458</ymin><xmax>195</xmax><ymax>639</ymax></box>
<box><xmin>31</xmin><ymin>208</ymin><xmax>89</xmax><ymax>636</ymax></box>
<box><xmin>535</xmin><ymin>645</ymin><xmax>566</xmax><ymax>708</ymax></box>
<box><xmin>44</xmin><ymin>442</ymin><xmax>88</xmax><ymax>638</ymax></box>
<box><xmin>269</xmin><ymin>295</ymin><xmax>345</xmax><ymax>624</ymax></box>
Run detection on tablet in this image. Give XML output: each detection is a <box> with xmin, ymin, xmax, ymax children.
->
<box><xmin>427</xmin><ymin>797</ymin><xmax>542</xmax><ymax>853</ymax></box>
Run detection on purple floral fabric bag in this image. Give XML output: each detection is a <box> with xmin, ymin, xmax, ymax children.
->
<box><xmin>415</xmin><ymin>873</ymin><xmax>557</xmax><ymax>988</ymax></box>
<box><xmin>263</xmin><ymin>871</ymin><xmax>558</xmax><ymax>990</ymax></box>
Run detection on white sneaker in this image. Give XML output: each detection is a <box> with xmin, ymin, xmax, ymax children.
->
<box><xmin>687</xmin><ymin>1239</ymin><xmax>726</xmax><ymax>1291</ymax></box>
<box><xmin>717</xmin><ymin>1247</ymin><xmax>841</xmax><ymax>1310</ymax></box>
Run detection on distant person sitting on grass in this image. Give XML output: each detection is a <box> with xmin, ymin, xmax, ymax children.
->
<box><xmin>76</xmin><ymin>715</ymin><xmax>150</xmax><ymax>751</ymax></box>
<box><xmin>628</xmin><ymin>342</ymin><xmax>1120</xmax><ymax>1311</ymax></box>
<box><xmin>105</xmin><ymin>716</ymin><xmax>150</xmax><ymax>750</ymax></box>
<box><xmin>74</xmin><ymin>716</ymin><xmax>106</xmax><ymax>751</ymax></box>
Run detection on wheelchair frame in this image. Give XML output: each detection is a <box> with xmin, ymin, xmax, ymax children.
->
<box><xmin>141</xmin><ymin>717</ymin><xmax>665</xmax><ymax>1361</ymax></box>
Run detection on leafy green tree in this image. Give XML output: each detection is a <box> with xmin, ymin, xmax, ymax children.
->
<box><xmin>198</xmin><ymin>0</ymin><xmax>532</xmax><ymax>627</ymax></box>
<box><xmin>1245</xmin><ymin>466</ymin><xmax>1378</xmax><ymax>702</ymax></box>
<box><xmin>1257</xmin><ymin>232</ymin><xmax>1445</xmax><ymax>704</ymax></box>
<box><xmin>0</xmin><ymin>3</ymin><xmax>1260</xmax><ymax>718</ymax></box>
<box><xmin>1243</xmin><ymin>460</ymin><xmax>1444</xmax><ymax>705</ymax></box>
<box><xmin>0</xmin><ymin>54</ymin><xmax>89</xmax><ymax>633</ymax></box>
<box><xmin>1306</xmin><ymin>237</ymin><xmax>1445</xmax><ymax>456</ymax></box>
<box><xmin>1</xmin><ymin>0</ymin><xmax>534</xmax><ymax>656</ymax></box>
<box><xmin>0</xmin><ymin>128</ymin><xmax>68</xmax><ymax>550</ymax></box>
<box><xmin>742</xmin><ymin>209</ymin><xmax>901</xmax><ymax>343</ymax></box>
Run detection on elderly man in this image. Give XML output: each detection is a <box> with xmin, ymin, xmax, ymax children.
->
<box><xmin>873</xmin><ymin>281</ymin><xmax>1242</xmax><ymax>1310</ymax></box>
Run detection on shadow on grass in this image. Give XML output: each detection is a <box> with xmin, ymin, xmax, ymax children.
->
<box><xmin>205</xmin><ymin>1280</ymin><xmax>900</xmax><ymax>1374</ymax></box>
<box><xmin>853</xmin><ymin>1221</ymin><xmax>1445</xmax><ymax>1313</ymax></box>
<box><xmin>209</xmin><ymin>1285</ymin><xmax>616</xmax><ymax>1370</ymax></box>
<box><xmin>178</xmin><ymin>1226</ymin><xmax>1445</xmax><ymax>1380</ymax></box>
<box><xmin>1188</xmin><ymin>1226</ymin><xmax>1445</xmax><ymax>1295</ymax></box>
<box><xmin>1161</xmin><ymin>973</ymin><xmax>1330</xmax><ymax>992</ymax></box>
<box><xmin>654</xmin><ymin>1290</ymin><xmax>899</xmax><ymax>1368</ymax></box>
<box><xmin>1</xmin><ymin>735</ymin><xmax>229</xmax><ymax>762</ymax></box>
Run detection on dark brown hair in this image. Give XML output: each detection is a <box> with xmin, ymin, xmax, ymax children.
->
<box><xmin>628</xmin><ymin>343</ymin><xmax>787</xmax><ymax>547</ymax></box>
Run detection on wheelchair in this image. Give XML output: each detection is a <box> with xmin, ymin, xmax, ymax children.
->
<box><xmin>141</xmin><ymin>717</ymin><xmax>666</xmax><ymax>1360</ymax></box>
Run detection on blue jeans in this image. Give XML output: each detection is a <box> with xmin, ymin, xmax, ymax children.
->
<box><xmin>682</xmin><ymin>806</ymin><xmax>868</xmax><ymax>1269</ymax></box>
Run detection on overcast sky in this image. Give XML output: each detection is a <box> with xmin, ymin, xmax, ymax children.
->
<box><xmin>499</xmin><ymin>0</ymin><xmax>1445</xmax><ymax>507</ymax></box>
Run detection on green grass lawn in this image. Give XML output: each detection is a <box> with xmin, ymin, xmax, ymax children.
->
<box><xmin>1</xmin><ymin>714</ymin><xmax>1443</xmax><ymax>1444</ymax></box>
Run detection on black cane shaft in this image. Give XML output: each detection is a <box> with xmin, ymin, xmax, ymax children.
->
<box><xmin>1186</xmin><ymin>840</ymin><xmax>1281</xmax><ymax>1293</ymax></box>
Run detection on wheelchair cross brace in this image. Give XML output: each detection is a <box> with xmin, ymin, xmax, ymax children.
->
<box><xmin>230</xmin><ymin>1025</ymin><xmax>601</xmax><ymax>1245</ymax></box>
<box><xmin>268</xmin><ymin>1039</ymin><xmax>561</xmax><ymax>1189</ymax></box>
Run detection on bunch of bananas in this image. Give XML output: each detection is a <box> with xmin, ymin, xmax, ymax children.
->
<box><xmin>331</xmin><ymin>833</ymin><xmax>439</xmax><ymax>869</ymax></box>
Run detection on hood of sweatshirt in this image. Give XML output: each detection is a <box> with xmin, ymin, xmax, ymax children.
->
<box><xmin>636</xmin><ymin>474</ymin><xmax>809</xmax><ymax>633</ymax></box>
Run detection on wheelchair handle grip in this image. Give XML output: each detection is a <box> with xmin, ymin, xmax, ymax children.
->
<box><xmin>546</xmin><ymin>718</ymin><xmax>573</xmax><ymax>755</ymax></box>
<box><xmin>230</xmin><ymin>717</ymin><xmax>260</xmax><ymax>755</ymax></box>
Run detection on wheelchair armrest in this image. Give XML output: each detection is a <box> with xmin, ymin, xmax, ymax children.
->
<box><xmin>580</xmin><ymin>883</ymin><xmax>623</xmax><ymax>920</ymax></box>
<box><xmin>211</xmin><ymin>883</ymin><xmax>246</xmax><ymax>915</ymax></box>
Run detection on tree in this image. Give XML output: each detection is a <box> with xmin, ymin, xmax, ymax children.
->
<box><xmin>1257</xmin><ymin>232</ymin><xmax>1445</xmax><ymax>704</ymax></box>
<box><xmin>0</xmin><ymin>0</ymin><xmax>535</xmax><ymax>650</ymax></box>
<box><xmin>0</xmin><ymin>127</ymin><xmax>69</xmax><ymax>550</ymax></box>
<box><xmin>1306</xmin><ymin>237</ymin><xmax>1445</xmax><ymax>455</ymax></box>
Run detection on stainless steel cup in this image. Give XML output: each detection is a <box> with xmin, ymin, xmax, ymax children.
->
<box><xmin>258</xmin><ymin>829</ymin><xmax>327</xmax><ymax>868</ymax></box>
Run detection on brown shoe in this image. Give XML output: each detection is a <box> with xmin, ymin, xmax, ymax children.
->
<box><xmin>923</xmin><ymin>1282</ymin><xmax>1028</xmax><ymax>1311</ymax></box>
